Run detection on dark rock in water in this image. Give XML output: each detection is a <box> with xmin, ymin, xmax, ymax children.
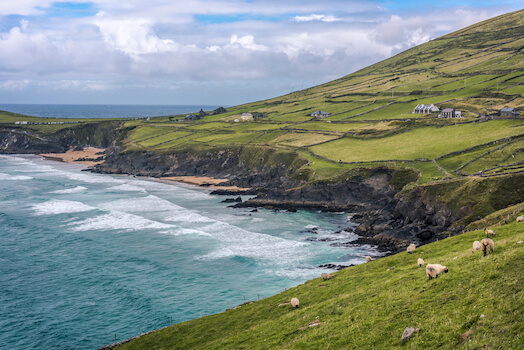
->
<box><xmin>305</xmin><ymin>237</ymin><xmax>338</xmax><ymax>242</ymax></box>
<box><xmin>200</xmin><ymin>183</ymin><xmax>212</xmax><ymax>187</ymax></box>
<box><xmin>250</xmin><ymin>209</ymin><xmax>258</xmax><ymax>212</ymax></box>
<box><xmin>222</xmin><ymin>196</ymin><xmax>242</xmax><ymax>203</ymax></box>
<box><xmin>319</xmin><ymin>263</ymin><xmax>354</xmax><ymax>270</ymax></box>
<box><xmin>301</xmin><ymin>227</ymin><xmax>319</xmax><ymax>234</ymax></box>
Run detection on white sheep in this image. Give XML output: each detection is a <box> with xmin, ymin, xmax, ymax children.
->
<box><xmin>366</xmin><ymin>256</ymin><xmax>372</xmax><ymax>262</ymax></box>
<box><xmin>321</xmin><ymin>273</ymin><xmax>333</xmax><ymax>280</ymax></box>
<box><xmin>481</xmin><ymin>238</ymin><xmax>494</xmax><ymax>257</ymax></box>
<box><xmin>291</xmin><ymin>297</ymin><xmax>300</xmax><ymax>309</ymax></box>
<box><xmin>472</xmin><ymin>241</ymin><xmax>482</xmax><ymax>252</ymax></box>
<box><xmin>417</xmin><ymin>258</ymin><xmax>424</xmax><ymax>267</ymax></box>
<box><xmin>426</xmin><ymin>264</ymin><xmax>448</xmax><ymax>279</ymax></box>
<box><xmin>516</xmin><ymin>215</ymin><xmax>524</xmax><ymax>223</ymax></box>
<box><xmin>484</xmin><ymin>228</ymin><xmax>495</xmax><ymax>237</ymax></box>
<box><xmin>407</xmin><ymin>244</ymin><xmax>416</xmax><ymax>254</ymax></box>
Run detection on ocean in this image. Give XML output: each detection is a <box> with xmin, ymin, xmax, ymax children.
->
<box><xmin>0</xmin><ymin>104</ymin><xmax>220</xmax><ymax>119</ymax></box>
<box><xmin>0</xmin><ymin>155</ymin><xmax>380</xmax><ymax>349</ymax></box>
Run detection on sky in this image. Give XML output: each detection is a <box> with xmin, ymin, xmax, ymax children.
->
<box><xmin>0</xmin><ymin>1</ymin><xmax>522</xmax><ymax>106</ymax></box>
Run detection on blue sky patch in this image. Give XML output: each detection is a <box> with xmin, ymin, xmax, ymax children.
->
<box><xmin>40</xmin><ymin>2</ymin><xmax>98</xmax><ymax>18</ymax></box>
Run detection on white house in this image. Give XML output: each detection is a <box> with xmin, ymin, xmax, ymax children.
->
<box><xmin>311</xmin><ymin>111</ymin><xmax>330</xmax><ymax>118</ymax></box>
<box><xmin>413</xmin><ymin>104</ymin><xmax>439</xmax><ymax>114</ymax></box>
<box><xmin>439</xmin><ymin>108</ymin><xmax>461</xmax><ymax>118</ymax></box>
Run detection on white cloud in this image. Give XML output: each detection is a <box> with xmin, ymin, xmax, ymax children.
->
<box><xmin>95</xmin><ymin>15</ymin><xmax>179</xmax><ymax>56</ymax></box>
<box><xmin>292</xmin><ymin>14</ymin><xmax>341</xmax><ymax>22</ymax></box>
<box><xmin>229</xmin><ymin>34</ymin><xmax>268</xmax><ymax>51</ymax></box>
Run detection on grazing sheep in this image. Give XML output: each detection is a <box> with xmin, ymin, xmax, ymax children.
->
<box><xmin>484</xmin><ymin>228</ymin><xmax>495</xmax><ymax>237</ymax></box>
<box><xmin>426</xmin><ymin>264</ymin><xmax>448</xmax><ymax>279</ymax></box>
<box><xmin>407</xmin><ymin>244</ymin><xmax>416</xmax><ymax>254</ymax></box>
<box><xmin>480</xmin><ymin>238</ymin><xmax>494</xmax><ymax>257</ymax></box>
<box><xmin>517</xmin><ymin>215</ymin><xmax>524</xmax><ymax>223</ymax></box>
<box><xmin>472</xmin><ymin>241</ymin><xmax>482</xmax><ymax>252</ymax></box>
<box><xmin>321</xmin><ymin>273</ymin><xmax>333</xmax><ymax>280</ymax></box>
<box><xmin>291</xmin><ymin>297</ymin><xmax>300</xmax><ymax>309</ymax></box>
<box><xmin>417</xmin><ymin>258</ymin><xmax>424</xmax><ymax>267</ymax></box>
<box><xmin>366</xmin><ymin>256</ymin><xmax>372</xmax><ymax>262</ymax></box>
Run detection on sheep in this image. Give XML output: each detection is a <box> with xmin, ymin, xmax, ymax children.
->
<box><xmin>472</xmin><ymin>241</ymin><xmax>482</xmax><ymax>252</ymax></box>
<box><xmin>321</xmin><ymin>273</ymin><xmax>333</xmax><ymax>280</ymax></box>
<box><xmin>480</xmin><ymin>238</ymin><xmax>494</xmax><ymax>257</ymax></box>
<box><xmin>484</xmin><ymin>228</ymin><xmax>495</xmax><ymax>237</ymax></box>
<box><xmin>517</xmin><ymin>215</ymin><xmax>524</xmax><ymax>223</ymax></box>
<box><xmin>417</xmin><ymin>258</ymin><xmax>424</xmax><ymax>267</ymax></box>
<box><xmin>407</xmin><ymin>244</ymin><xmax>416</xmax><ymax>254</ymax></box>
<box><xmin>290</xmin><ymin>297</ymin><xmax>300</xmax><ymax>309</ymax></box>
<box><xmin>366</xmin><ymin>256</ymin><xmax>372</xmax><ymax>262</ymax></box>
<box><xmin>426</xmin><ymin>264</ymin><xmax>448</xmax><ymax>279</ymax></box>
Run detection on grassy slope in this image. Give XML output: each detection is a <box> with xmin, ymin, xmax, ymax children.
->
<box><xmin>119</xmin><ymin>212</ymin><xmax>524</xmax><ymax>350</ymax></box>
<box><xmin>77</xmin><ymin>8</ymin><xmax>523</xmax><ymax>184</ymax></box>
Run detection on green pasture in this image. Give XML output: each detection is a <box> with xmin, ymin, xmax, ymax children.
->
<box><xmin>309</xmin><ymin>120</ymin><xmax>524</xmax><ymax>163</ymax></box>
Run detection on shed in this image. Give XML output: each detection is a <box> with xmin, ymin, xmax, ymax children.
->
<box><xmin>311</xmin><ymin>111</ymin><xmax>331</xmax><ymax>118</ymax></box>
<box><xmin>500</xmin><ymin>107</ymin><xmax>520</xmax><ymax>118</ymax></box>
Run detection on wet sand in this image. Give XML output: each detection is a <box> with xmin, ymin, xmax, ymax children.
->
<box><xmin>160</xmin><ymin>176</ymin><xmax>251</xmax><ymax>191</ymax></box>
<box><xmin>39</xmin><ymin>147</ymin><xmax>106</xmax><ymax>167</ymax></box>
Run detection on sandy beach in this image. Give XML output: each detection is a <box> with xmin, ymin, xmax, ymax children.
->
<box><xmin>39</xmin><ymin>147</ymin><xmax>106</xmax><ymax>167</ymax></box>
<box><xmin>160</xmin><ymin>176</ymin><xmax>251</xmax><ymax>191</ymax></box>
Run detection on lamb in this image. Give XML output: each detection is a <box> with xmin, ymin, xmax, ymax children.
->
<box><xmin>417</xmin><ymin>258</ymin><xmax>424</xmax><ymax>267</ymax></box>
<box><xmin>290</xmin><ymin>297</ymin><xmax>300</xmax><ymax>309</ymax></box>
<box><xmin>480</xmin><ymin>238</ymin><xmax>494</xmax><ymax>257</ymax></box>
<box><xmin>321</xmin><ymin>273</ymin><xmax>333</xmax><ymax>280</ymax></box>
<box><xmin>517</xmin><ymin>215</ymin><xmax>524</xmax><ymax>223</ymax></box>
<box><xmin>366</xmin><ymin>256</ymin><xmax>372</xmax><ymax>262</ymax></box>
<box><xmin>472</xmin><ymin>241</ymin><xmax>482</xmax><ymax>252</ymax></box>
<box><xmin>407</xmin><ymin>244</ymin><xmax>416</xmax><ymax>254</ymax></box>
<box><xmin>426</xmin><ymin>264</ymin><xmax>448</xmax><ymax>279</ymax></box>
<box><xmin>484</xmin><ymin>228</ymin><xmax>495</xmax><ymax>237</ymax></box>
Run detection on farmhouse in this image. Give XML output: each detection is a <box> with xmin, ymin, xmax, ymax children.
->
<box><xmin>412</xmin><ymin>104</ymin><xmax>439</xmax><ymax>114</ymax></box>
<box><xmin>311</xmin><ymin>111</ymin><xmax>331</xmax><ymax>118</ymax></box>
<box><xmin>500</xmin><ymin>107</ymin><xmax>520</xmax><ymax>118</ymax></box>
<box><xmin>439</xmin><ymin>108</ymin><xmax>461</xmax><ymax>118</ymax></box>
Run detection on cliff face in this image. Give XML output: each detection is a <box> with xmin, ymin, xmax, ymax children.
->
<box><xmin>0</xmin><ymin>122</ymin><xmax>121</xmax><ymax>154</ymax></box>
<box><xmin>95</xmin><ymin>145</ymin><xmax>304</xmax><ymax>189</ymax></box>
<box><xmin>0</xmin><ymin>131</ymin><xmax>67</xmax><ymax>154</ymax></box>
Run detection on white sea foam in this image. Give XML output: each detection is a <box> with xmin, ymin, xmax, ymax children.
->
<box><xmin>106</xmin><ymin>183</ymin><xmax>147</xmax><ymax>193</ymax></box>
<box><xmin>61</xmin><ymin>172</ymin><xmax>124</xmax><ymax>184</ymax></box>
<box><xmin>51</xmin><ymin>186</ymin><xmax>88</xmax><ymax>194</ymax></box>
<box><xmin>31</xmin><ymin>199</ymin><xmax>97</xmax><ymax>216</ymax></box>
<box><xmin>198</xmin><ymin>221</ymin><xmax>309</xmax><ymax>264</ymax></box>
<box><xmin>98</xmin><ymin>195</ymin><xmax>215</xmax><ymax>223</ymax></box>
<box><xmin>70</xmin><ymin>210</ymin><xmax>174</xmax><ymax>232</ymax></box>
<box><xmin>0</xmin><ymin>173</ymin><xmax>33</xmax><ymax>180</ymax></box>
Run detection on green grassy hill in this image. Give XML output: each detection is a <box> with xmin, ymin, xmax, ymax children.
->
<box><xmin>117</xmin><ymin>207</ymin><xmax>524</xmax><ymax>350</ymax></box>
<box><xmin>96</xmin><ymin>9</ymin><xmax>524</xmax><ymax>185</ymax></box>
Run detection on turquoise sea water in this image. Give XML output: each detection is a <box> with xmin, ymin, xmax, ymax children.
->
<box><xmin>0</xmin><ymin>155</ymin><xmax>380</xmax><ymax>349</ymax></box>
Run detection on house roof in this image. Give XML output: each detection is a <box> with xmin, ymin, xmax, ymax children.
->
<box><xmin>501</xmin><ymin>107</ymin><xmax>516</xmax><ymax>112</ymax></box>
<box><xmin>442</xmin><ymin>108</ymin><xmax>454</xmax><ymax>112</ymax></box>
